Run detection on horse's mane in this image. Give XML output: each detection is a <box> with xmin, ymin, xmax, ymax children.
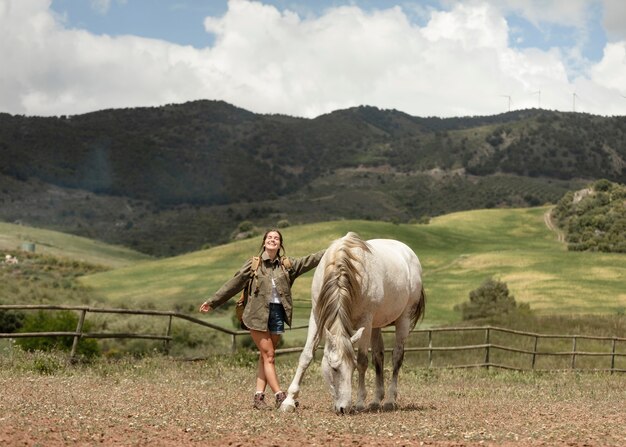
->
<box><xmin>314</xmin><ymin>232</ymin><xmax>371</xmax><ymax>361</ymax></box>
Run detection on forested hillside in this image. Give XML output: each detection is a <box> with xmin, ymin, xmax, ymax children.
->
<box><xmin>0</xmin><ymin>101</ymin><xmax>624</xmax><ymax>255</ymax></box>
<box><xmin>553</xmin><ymin>179</ymin><xmax>626</xmax><ymax>252</ymax></box>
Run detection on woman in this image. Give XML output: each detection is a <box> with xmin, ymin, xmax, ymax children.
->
<box><xmin>199</xmin><ymin>229</ymin><xmax>324</xmax><ymax>410</ymax></box>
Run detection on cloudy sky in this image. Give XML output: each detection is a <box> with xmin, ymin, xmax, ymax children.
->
<box><xmin>1</xmin><ymin>0</ymin><xmax>625</xmax><ymax>118</ymax></box>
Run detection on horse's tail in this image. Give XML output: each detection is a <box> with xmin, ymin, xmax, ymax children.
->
<box><xmin>409</xmin><ymin>284</ymin><xmax>426</xmax><ymax>330</ymax></box>
<box><xmin>314</xmin><ymin>232</ymin><xmax>370</xmax><ymax>344</ymax></box>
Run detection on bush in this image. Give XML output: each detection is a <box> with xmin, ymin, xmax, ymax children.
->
<box><xmin>16</xmin><ymin>310</ymin><xmax>100</xmax><ymax>359</ymax></box>
<box><xmin>231</xmin><ymin>220</ymin><xmax>259</xmax><ymax>240</ymax></box>
<box><xmin>553</xmin><ymin>180</ymin><xmax>626</xmax><ymax>253</ymax></box>
<box><xmin>0</xmin><ymin>309</ymin><xmax>25</xmax><ymax>333</ymax></box>
<box><xmin>456</xmin><ymin>278</ymin><xmax>529</xmax><ymax>321</ymax></box>
<box><xmin>237</xmin><ymin>220</ymin><xmax>254</xmax><ymax>232</ymax></box>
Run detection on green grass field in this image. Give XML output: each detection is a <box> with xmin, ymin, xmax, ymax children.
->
<box><xmin>78</xmin><ymin>206</ymin><xmax>626</xmax><ymax>329</ymax></box>
<box><xmin>3</xmin><ymin>206</ymin><xmax>626</xmax><ymax>358</ymax></box>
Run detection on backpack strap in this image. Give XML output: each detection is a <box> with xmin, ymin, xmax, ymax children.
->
<box><xmin>280</xmin><ymin>256</ymin><xmax>292</xmax><ymax>270</ymax></box>
<box><xmin>251</xmin><ymin>256</ymin><xmax>261</xmax><ymax>272</ymax></box>
<box><xmin>279</xmin><ymin>256</ymin><xmax>294</xmax><ymax>285</ymax></box>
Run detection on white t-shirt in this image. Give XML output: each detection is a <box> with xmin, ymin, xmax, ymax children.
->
<box><xmin>269</xmin><ymin>277</ymin><xmax>281</xmax><ymax>304</ymax></box>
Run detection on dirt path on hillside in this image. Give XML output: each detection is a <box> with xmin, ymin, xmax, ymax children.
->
<box><xmin>543</xmin><ymin>208</ymin><xmax>565</xmax><ymax>243</ymax></box>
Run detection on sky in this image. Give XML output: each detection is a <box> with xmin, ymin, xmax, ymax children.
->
<box><xmin>1</xmin><ymin>0</ymin><xmax>625</xmax><ymax>119</ymax></box>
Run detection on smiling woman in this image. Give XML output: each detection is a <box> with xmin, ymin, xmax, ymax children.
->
<box><xmin>199</xmin><ymin>228</ymin><xmax>325</xmax><ymax>410</ymax></box>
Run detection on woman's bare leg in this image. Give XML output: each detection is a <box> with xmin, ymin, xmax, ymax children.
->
<box><xmin>256</xmin><ymin>356</ymin><xmax>267</xmax><ymax>392</ymax></box>
<box><xmin>250</xmin><ymin>329</ymin><xmax>282</xmax><ymax>393</ymax></box>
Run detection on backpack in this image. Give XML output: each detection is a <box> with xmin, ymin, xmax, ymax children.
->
<box><xmin>235</xmin><ymin>256</ymin><xmax>292</xmax><ymax>329</ymax></box>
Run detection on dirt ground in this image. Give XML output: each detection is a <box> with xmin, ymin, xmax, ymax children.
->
<box><xmin>1</xmin><ymin>356</ymin><xmax>626</xmax><ymax>446</ymax></box>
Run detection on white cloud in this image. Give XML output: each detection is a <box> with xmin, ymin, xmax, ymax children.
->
<box><xmin>89</xmin><ymin>0</ymin><xmax>127</xmax><ymax>15</ymax></box>
<box><xmin>422</xmin><ymin>2</ymin><xmax>509</xmax><ymax>49</ymax></box>
<box><xmin>90</xmin><ymin>0</ymin><xmax>111</xmax><ymax>15</ymax></box>
<box><xmin>0</xmin><ymin>0</ymin><xmax>624</xmax><ymax>118</ymax></box>
<box><xmin>591</xmin><ymin>42</ymin><xmax>626</xmax><ymax>91</ymax></box>
<box><xmin>494</xmin><ymin>0</ymin><xmax>590</xmax><ymax>29</ymax></box>
<box><xmin>602</xmin><ymin>0</ymin><xmax>626</xmax><ymax>41</ymax></box>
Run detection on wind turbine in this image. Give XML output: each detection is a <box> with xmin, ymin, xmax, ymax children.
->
<box><xmin>573</xmin><ymin>93</ymin><xmax>579</xmax><ymax>112</ymax></box>
<box><xmin>501</xmin><ymin>95</ymin><xmax>512</xmax><ymax>112</ymax></box>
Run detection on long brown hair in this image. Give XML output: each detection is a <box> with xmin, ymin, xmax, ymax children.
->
<box><xmin>259</xmin><ymin>229</ymin><xmax>285</xmax><ymax>257</ymax></box>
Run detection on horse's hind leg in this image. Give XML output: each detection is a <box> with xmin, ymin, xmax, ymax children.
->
<box><xmin>369</xmin><ymin>327</ymin><xmax>385</xmax><ymax>411</ymax></box>
<box><xmin>384</xmin><ymin>318</ymin><xmax>410</xmax><ymax>411</ymax></box>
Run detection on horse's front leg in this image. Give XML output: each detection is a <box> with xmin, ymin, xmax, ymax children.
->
<box><xmin>354</xmin><ymin>348</ymin><xmax>368</xmax><ymax>412</ymax></box>
<box><xmin>353</xmin><ymin>326</ymin><xmax>372</xmax><ymax>412</ymax></box>
<box><xmin>369</xmin><ymin>327</ymin><xmax>385</xmax><ymax>411</ymax></box>
<box><xmin>280</xmin><ymin>314</ymin><xmax>319</xmax><ymax>412</ymax></box>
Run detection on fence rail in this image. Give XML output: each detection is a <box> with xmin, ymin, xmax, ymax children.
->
<box><xmin>2</xmin><ymin>304</ymin><xmax>626</xmax><ymax>372</ymax></box>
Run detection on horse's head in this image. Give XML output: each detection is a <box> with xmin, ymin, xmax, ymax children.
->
<box><xmin>321</xmin><ymin>327</ymin><xmax>364</xmax><ymax>414</ymax></box>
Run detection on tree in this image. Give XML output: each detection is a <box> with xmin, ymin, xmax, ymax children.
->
<box><xmin>457</xmin><ymin>278</ymin><xmax>527</xmax><ymax>321</ymax></box>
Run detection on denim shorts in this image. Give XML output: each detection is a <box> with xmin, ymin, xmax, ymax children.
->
<box><xmin>268</xmin><ymin>303</ymin><xmax>286</xmax><ymax>335</ymax></box>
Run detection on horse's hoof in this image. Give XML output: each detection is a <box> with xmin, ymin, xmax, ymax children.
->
<box><xmin>368</xmin><ymin>402</ymin><xmax>381</xmax><ymax>412</ymax></box>
<box><xmin>354</xmin><ymin>403</ymin><xmax>366</xmax><ymax>413</ymax></box>
<box><xmin>279</xmin><ymin>401</ymin><xmax>297</xmax><ymax>413</ymax></box>
<box><xmin>382</xmin><ymin>402</ymin><xmax>398</xmax><ymax>412</ymax></box>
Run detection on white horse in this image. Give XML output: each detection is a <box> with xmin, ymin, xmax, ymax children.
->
<box><xmin>280</xmin><ymin>232</ymin><xmax>425</xmax><ymax>414</ymax></box>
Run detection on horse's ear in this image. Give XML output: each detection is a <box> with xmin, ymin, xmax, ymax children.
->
<box><xmin>350</xmin><ymin>327</ymin><xmax>364</xmax><ymax>345</ymax></box>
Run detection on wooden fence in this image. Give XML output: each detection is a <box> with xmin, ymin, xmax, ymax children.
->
<box><xmin>2</xmin><ymin>304</ymin><xmax>626</xmax><ymax>372</ymax></box>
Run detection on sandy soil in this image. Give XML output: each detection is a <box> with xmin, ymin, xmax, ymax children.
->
<box><xmin>1</xmin><ymin>356</ymin><xmax>625</xmax><ymax>446</ymax></box>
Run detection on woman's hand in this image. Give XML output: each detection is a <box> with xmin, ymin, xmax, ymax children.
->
<box><xmin>199</xmin><ymin>302</ymin><xmax>213</xmax><ymax>313</ymax></box>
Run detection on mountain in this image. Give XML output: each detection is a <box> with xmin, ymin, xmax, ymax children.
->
<box><xmin>1</xmin><ymin>100</ymin><xmax>624</xmax><ymax>256</ymax></box>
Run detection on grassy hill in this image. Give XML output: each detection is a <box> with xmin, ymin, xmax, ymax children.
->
<box><xmin>2</xmin><ymin>101</ymin><xmax>624</xmax><ymax>257</ymax></box>
<box><xmin>0</xmin><ymin>221</ymin><xmax>151</xmax><ymax>268</ymax></box>
<box><xmin>79</xmin><ymin>206</ymin><xmax>626</xmax><ymax>328</ymax></box>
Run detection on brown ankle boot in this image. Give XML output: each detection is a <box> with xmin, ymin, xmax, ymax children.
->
<box><xmin>275</xmin><ymin>391</ymin><xmax>286</xmax><ymax>409</ymax></box>
<box><xmin>253</xmin><ymin>392</ymin><xmax>269</xmax><ymax>410</ymax></box>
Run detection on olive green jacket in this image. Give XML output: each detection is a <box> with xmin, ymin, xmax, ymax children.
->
<box><xmin>207</xmin><ymin>250</ymin><xmax>325</xmax><ymax>332</ymax></box>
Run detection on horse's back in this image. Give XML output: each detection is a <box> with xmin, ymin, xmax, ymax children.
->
<box><xmin>360</xmin><ymin>239</ymin><xmax>422</xmax><ymax>325</ymax></box>
<box><xmin>367</xmin><ymin>238</ymin><xmax>422</xmax><ymax>282</ymax></box>
<box><xmin>314</xmin><ymin>236</ymin><xmax>422</xmax><ymax>290</ymax></box>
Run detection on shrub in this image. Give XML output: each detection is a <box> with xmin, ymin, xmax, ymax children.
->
<box><xmin>417</xmin><ymin>215</ymin><xmax>431</xmax><ymax>225</ymax></box>
<box><xmin>16</xmin><ymin>310</ymin><xmax>100</xmax><ymax>359</ymax></box>
<box><xmin>456</xmin><ymin>278</ymin><xmax>529</xmax><ymax>321</ymax></box>
<box><xmin>231</xmin><ymin>220</ymin><xmax>259</xmax><ymax>240</ymax></box>
<box><xmin>0</xmin><ymin>309</ymin><xmax>25</xmax><ymax>333</ymax></box>
<box><xmin>237</xmin><ymin>220</ymin><xmax>254</xmax><ymax>232</ymax></box>
<box><xmin>32</xmin><ymin>352</ymin><xmax>64</xmax><ymax>375</ymax></box>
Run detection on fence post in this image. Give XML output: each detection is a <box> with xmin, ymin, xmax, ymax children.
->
<box><xmin>571</xmin><ymin>336</ymin><xmax>577</xmax><ymax>370</ymax></box>
<box><xmin>428</xmin><ymin>330</ymin><xmax>433</xmax><ymax>368</ymax></box>
<box><xmin>531</xmin><ymin>336</ymin><xmax>538</xmax><ymax>370</ymax></box>
<box><xmin>484</xmin><ymin>328</ymin><xmax>490</xmax><ymax>369</ymax></box>
<box><xmin>164</xmin><ymin>315</ymin><xmax>173</xmax><ymax>355</ymax></box>
<box><xmin>69</xmin><ymin>309</ymin><xmax>87</xmax><ymax>363</ymax></box>
<box><xmin>611</xmin><ymin>338</ymin><xmax>617</xmax><ymax>375</ymax></box>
